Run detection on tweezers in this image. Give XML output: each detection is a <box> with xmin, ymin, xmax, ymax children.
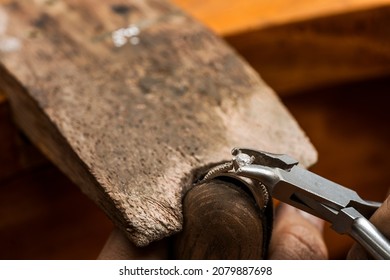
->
<box><xmin>197</xmin><ymin>148</ymin><xmax>390</xmax><ymax>259</ymax></box>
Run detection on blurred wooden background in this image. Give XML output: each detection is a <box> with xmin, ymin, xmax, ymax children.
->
<box><xmin>1</xmin><ymin>0</ymin><xmax>390</xmax><ymax>259</ymax></box>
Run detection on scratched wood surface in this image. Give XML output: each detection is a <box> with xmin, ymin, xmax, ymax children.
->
<box><xmin>0</xmin><ymin>0</ymin><xmax>316</xmax><ymax>246</ymax></box>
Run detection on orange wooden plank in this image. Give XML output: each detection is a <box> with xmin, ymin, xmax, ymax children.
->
<box><xmin>173</xmin><ymin>0</ymin><xmax>390</xmax><ymax>36</ymax></box>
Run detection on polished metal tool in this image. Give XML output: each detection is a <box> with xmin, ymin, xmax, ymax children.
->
<box><xmin>197</xmin><ymin>148</ymin><xmax>390</xmax><ymax>259</ymax></box>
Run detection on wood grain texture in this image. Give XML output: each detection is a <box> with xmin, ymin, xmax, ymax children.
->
<box><xmin>173</xmin><ymin>0</ymin><xmax>390</xmax><ymax>36</ymax></box>
<box><xmin>226</xmin><ymin>6</ymin><xmax>390</xmax><ymax>94</ymax></box>
<box><xmin>173</xmin><ymin>1</ymin><xmax>390</xmax><ymax>94</ymax></box>
<box><xmin>0</xmin><ymin>0</ymin><xmax>316</xmax><ymax>246</ymax></box>
<box><xmin>174</xmin><ymin>179</ymin><xmax>272</xmax><ymax>259</ymax></box>
<box><xmin>2</xmin><ymin>79</ymin><xmax>389</xmax><ymax>259</ymax></box>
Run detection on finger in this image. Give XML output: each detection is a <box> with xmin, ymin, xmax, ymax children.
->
<box><xmin>269</xmin><ymin>203</ymin><xmax>328</xmax><ymax>260</ymax></box>
<box><xmin>97</xmin><ymin>228</ymin><xmax>169</xmax><ymax>259</ymax></box>
<box><xmin>347</xmin><ymin>194</ymin><xmax>390</xmax><ymax>259</ymax></box>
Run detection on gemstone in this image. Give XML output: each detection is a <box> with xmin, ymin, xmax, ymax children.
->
<box><xmin>234</xmin><ymin>153</ymin><xmax>253</xmax><ymax>167</ymax></box>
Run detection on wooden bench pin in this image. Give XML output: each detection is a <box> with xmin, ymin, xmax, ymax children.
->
<box><xmin>0</xmin><ymin>0</ymin><xmax>316</xmax><ymax>258</ymax></box>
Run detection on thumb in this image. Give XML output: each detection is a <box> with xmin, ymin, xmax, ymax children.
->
<box><xmin>269</xmin><ymin>203</ymin><xmax>328</xmax><ymax>259</ymax></box>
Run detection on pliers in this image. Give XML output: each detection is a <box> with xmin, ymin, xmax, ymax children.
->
<box><xmin>197</xmin><ymin>148</ymin><xmax>390</xmax><ymax>259</ymax></box>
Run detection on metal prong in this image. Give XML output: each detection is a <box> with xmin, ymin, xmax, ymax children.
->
<box><xmin>232</xmin><ymin>148</ymin><xmax>298</xmax><ymax>170</ymax></box>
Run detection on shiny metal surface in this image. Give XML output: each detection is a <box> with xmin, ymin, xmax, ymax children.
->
<box><xmin>198</xmin><ymin>147</ymin><xmax>390</xmax><ymax>259</ymax></box>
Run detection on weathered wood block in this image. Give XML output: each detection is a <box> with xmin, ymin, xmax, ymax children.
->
<box><xmin>0</xmin><ymin>0</ymin><xmax>316</xmax><ymax>246</ymax></box>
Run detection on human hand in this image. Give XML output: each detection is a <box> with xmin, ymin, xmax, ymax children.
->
<box><xmin>268</xmin><ymin>203</ymin><xmax>328</xmax><ymax>259</ymax></box>
<box><xmin>347</xmin><ymin>192</ymin><xmax>390</xmax><ymax>259</ymax></box>
<box><xmin>273</xmin><ymin>190</ymin><xmax>390</xmax><ymax>260</ymax></box>
<box><xmin>97</xmin><ymin>187</ymin><xmax>388</xmax><ymax>260</ymax></box>
<box><xmin>98</xmin><ymin>202</ymin><xmax>328</xmax><ymax>260</ymax></box>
